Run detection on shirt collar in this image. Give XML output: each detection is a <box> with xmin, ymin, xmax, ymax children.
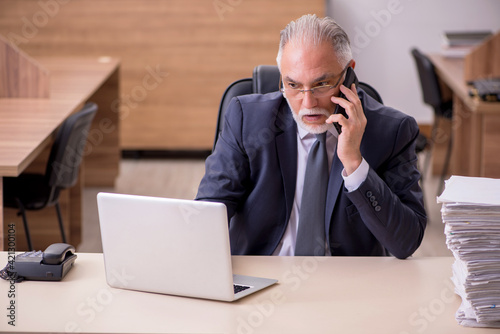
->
<box><xmin>297</xmin><ymin>123</ymin><xmax>339</xmax><ymax>140</ymax></box>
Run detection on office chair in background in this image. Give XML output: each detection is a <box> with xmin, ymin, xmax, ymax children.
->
<box><xmin>213</xmin><ymin>65</ymin><xmax>280</xmax><ymax>151</ymax></box>
<box><xmin>213</xmin><ymin>65</ymin><xmax>388</xmax><ymax>149</ymax></box>
<box><xmin>411</xmin><ymin>48</ymin><xmax>453</xmax><ymax>195</ymax></box>
<box><xmin>3</xmin><ymin>102</ymin><xmax>98</xmax><ymax>250</ymax></box>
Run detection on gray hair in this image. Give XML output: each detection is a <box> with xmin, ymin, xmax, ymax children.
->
<box><xmin>276</xmin><ymin>14</ymin><xmax>352</xmax><ymax>69</ymax></box>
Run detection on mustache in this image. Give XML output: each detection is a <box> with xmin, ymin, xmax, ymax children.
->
<box><xmin>298</xmin><ymin>108</ymin><xmax>331</xmax><ymax>117</ymax></box>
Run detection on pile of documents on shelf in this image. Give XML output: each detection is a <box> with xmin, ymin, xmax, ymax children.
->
<box><xmin>440</xmin><ymin>30</ymin><xmax>492</xmax><ymax>58</ymax></box>
<box><xmin>438</xmin><ymin>176</ymin><xmax>500</xmax><ymax>328</ymax></box>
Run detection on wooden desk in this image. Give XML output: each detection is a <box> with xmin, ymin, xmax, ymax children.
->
<box><xmin>0</xmin><ymin>57</ymin><xmax>120</xmax><ymax>250</ymax></box>
<box><xmin>0</xmin><ymin>253</ymin><xmax>496</xmax><ymax>333</ymax></box>
<box><xmin>428</xmin><ymin>54</ymin><xmax>500</xmax><ymax>178</ymax></box>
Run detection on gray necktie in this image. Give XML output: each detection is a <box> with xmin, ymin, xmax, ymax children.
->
<box><xmin>295</xmin><ymin>132</ymin><xmax>328</xmax><ymax>256</ymax></box>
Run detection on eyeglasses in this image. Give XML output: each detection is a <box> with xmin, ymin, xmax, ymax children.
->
<box><xmin>279</xmin><ymin>63</ymin><xmax>351</xmax><ymax>100</ymax></box>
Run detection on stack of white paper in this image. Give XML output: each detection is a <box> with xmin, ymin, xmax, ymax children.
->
<box><xmin>438</xmin><ymin>176</ymin><xmax>500</xmax><ymax>327</ymax></box>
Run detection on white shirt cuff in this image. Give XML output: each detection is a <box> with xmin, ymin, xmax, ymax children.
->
<box><xmin>342</xmin><ymin>158</ymin><xmax>369</xmax><ymax>192</ymax></box>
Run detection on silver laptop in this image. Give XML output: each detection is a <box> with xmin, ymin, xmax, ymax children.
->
<box><xmin>96</xmin><ymin>192</ymin><xmax>277</xmax><ymax>301</ymax></box>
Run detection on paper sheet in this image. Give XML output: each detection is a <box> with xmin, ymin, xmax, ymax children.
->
<box><xmin>438</xmin><ymin>175</ymin><xmax>500</xmax><ymax>205</ymax></box>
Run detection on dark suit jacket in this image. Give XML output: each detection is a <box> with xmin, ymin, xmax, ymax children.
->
<box><xmin>196</xmin><ymin>89</ymin><xmax>427</xmax><ymax>259</ymax></box>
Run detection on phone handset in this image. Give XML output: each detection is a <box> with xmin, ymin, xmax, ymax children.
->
<box><xmin>42</xmin><ymin>243</ymin><xmax>76</xmax><ymax>265</ymax></box>
<box><xmin>1</xmin><ymin>243</ymin><xmax>77</xmax><ymax>281</ymax></box>
<box><xmin>333</xmin><ymin>67</ymin><xmax>359</xmax><ymax>134</ymax></box>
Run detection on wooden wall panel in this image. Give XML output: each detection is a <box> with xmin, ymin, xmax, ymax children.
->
<box><xmin>0</xmin><ymin>0</ymin><xmax>324</xmax><ymax>150</ymax></box>
<box><xmin>0</xmin><ymin>34</ymin><xmax>49</xmax><ymax>98</ymax></box>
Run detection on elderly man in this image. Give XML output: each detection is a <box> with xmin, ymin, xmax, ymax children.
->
<box><xmin>196</xmin><ymin>14</ymin><xmax>426</xmax><ymax>258</ymax></box>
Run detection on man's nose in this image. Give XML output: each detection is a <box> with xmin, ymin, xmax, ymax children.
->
<box><xmin>301</xmin><ymin>90</ymin><xmax>318</xmax><ymax>109</ymax></box>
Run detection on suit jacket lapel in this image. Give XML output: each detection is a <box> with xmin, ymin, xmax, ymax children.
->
<box><xmin>325</xmin><ymin>152</ymin><xmax>344</xmax><ymax>234</ymax></box>
<box><xmin>275</xmin><ymin>102</ymin><xmax>297</xmax><ymax>223</ymax></box>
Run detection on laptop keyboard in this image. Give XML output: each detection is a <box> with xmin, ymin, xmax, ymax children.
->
<box><xmin>234</xmin><ymin>284</ymin><xmax>251</xmax><ymax>294</ymax></box>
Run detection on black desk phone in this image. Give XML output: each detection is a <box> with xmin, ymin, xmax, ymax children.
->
<box><xmin>2</xmin><ymin>243</ymin><xmax>77</xmax><ymax>281</ymax></box>
<box><xmin>333</xmin><ymin>66</ymin><xmax>359</xmax><ymax>134</ymax></box>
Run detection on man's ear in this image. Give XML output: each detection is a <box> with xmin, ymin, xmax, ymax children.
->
<box><xmin>350</xmin><ymin>59</ymin><xmax>356</xmax><ymax>69</ymax></box>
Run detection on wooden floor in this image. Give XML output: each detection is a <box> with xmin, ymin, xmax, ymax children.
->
<box><xmin>79</xmin><ymin>156</ymin><xmax>451</xmax><ymax>257</ymax></box>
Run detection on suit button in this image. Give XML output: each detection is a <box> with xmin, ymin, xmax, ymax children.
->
<box><xmin>370</xmin><ymin>196</ymin><xmax>376</xmax><ymax>202</ymax></box>
<box><xmin>372</xmin><ymin>201</ymin><xmax>378</xmax><ymax>207</ymax></box>
<box><xmin>375</xmin><ymin>206</ymin><xmax>381</xmax><ymax>212</ymax></box>
<box><xmin>366</xmin><ymin>191</ymin><xmax>373</xmax><ymax>198</ymax></box>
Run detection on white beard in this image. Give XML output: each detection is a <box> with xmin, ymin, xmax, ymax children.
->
<box><xmin>289</xmin><ymin>105</ymin><xmax>334</xmax><ymax>134</ymax></box>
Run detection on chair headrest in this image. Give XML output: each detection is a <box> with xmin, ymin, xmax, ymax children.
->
<box><xmin>252</xmin><ymin>65</ymin><xmax>281</xmax><ymax>94</ymax></box>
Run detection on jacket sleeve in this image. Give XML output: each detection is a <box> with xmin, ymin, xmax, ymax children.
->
<box><xmin>345</xmin><ymin>116</ymin><xmax>427</xmax><ymax>259</ymax></box>
<box><xmin>195</xmin><ymin>97</ymin><xmax>249</xmax><ymax>219</ymax></box>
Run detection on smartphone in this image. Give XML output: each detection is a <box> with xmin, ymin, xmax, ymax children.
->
<box><xmin>333</xmin><ymin>67</ymin><xmax>358</xmax><ymax>134</ymax></box>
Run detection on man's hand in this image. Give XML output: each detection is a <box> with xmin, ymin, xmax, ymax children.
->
<box><xmin>326</xmin><ymin>83</ymin><xmax>367</xmax><ymax>175</ymax></box>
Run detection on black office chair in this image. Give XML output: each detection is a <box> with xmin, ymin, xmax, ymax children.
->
<box><xmin>213</xmin><ymin>65</ymin><xmax>280</xmax><ymax>151</ymax></box>
<box><xmin>3</xmin><ymin>102</ymin><xmax>98</xmax><ymax>250</ymax></box>
<box><xmin>411</xmin><ymin>48</ymin><xmax>453</xmax><ymax>195</ymax></box>
<box><xmin>213</xmin><ymin>65</ymin><xmax>387</xmax><ymax>150</ymax></box>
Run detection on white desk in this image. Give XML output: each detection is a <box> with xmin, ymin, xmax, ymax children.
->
<box><xmin>0</xmin><ymin>253</ymin><xmax>497</xmax><ymax>333</ymax></box>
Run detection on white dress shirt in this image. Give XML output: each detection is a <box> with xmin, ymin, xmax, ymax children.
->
<box><xmin>272</xmin><ymin>125</ymin><xmax>370</xmax><ymax>255</ymax></box>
